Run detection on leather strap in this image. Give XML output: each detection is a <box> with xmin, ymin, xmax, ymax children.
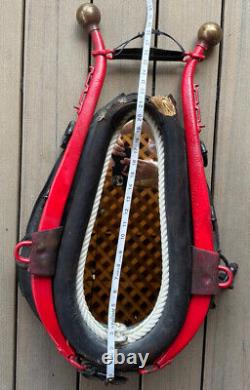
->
<box><xmin>113</xmin><ymin>47</ymin><xmax>185</xmax><ymax>61</ymax></box>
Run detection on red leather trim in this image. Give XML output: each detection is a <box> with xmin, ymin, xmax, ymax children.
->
<box><xmin>30</xmin><ymin>29</ymin><xmax>108</xmax><ymax>370</ymax></box>
<box><xmin>14</xmin><ymin>240</ymin><xmax>32</xmax><ymax>265</ymax></box>
<box><xmin>141</xmin><ymin>42</ymin><xmax>215</xmax><ymax>373</ymax></box>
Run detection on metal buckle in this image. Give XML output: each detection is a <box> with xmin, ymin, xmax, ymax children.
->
<box><xmin>81</xmin><ymin>365</ymin><xmax>127</xmax><ymax>384</ymax></box>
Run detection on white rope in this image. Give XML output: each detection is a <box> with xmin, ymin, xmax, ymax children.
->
<box><xmin>76</xmin><ymin>111</ymin><xmax>169</xmax><ymax>344</ymax></box>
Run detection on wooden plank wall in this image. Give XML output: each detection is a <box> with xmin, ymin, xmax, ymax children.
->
<box><xmin>203</xmin><ymin>1</ymin><xmax>250</xmax><ymax>389</ymax></box>
<box><xmin>0</xmin><ymin>1</ymin><xmax>249</xmax><ymax>389</ymax></box>
<box><xmin>0</xmin><ymin>1</ymin><xmax>23</xmax><ymax>389</ymax></box>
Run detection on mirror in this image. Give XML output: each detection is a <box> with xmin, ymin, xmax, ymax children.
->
<box><xmin>84</xmin><ymin>119</ymin><xmax>162</xmax><ymax>326</ymax></box>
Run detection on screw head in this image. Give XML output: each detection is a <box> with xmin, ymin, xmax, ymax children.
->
<box><xmin>198</xmin><ymin>22</ymin><xmax>223</xmax><ymax>47</ymax></box>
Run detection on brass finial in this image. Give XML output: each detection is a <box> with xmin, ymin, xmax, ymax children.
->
<box><xmin>198</xmin><ymin>22</ymin><xmax>223</xmax><ymax>47</ymax></box>
<box><xmin>76</xmin><ymin>3</ymin><xmax>101</xmax><ymax>32</ymax></box>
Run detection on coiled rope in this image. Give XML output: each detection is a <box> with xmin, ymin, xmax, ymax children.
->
<box><xmin>76</xmin><ymin>111</ymin><xmax>169</xmax><ymax>343</ymax></box>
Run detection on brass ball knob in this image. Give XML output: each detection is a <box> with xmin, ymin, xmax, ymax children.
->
<box><xmin>198</xmin><ymin>22</ymin><xmax>223</xmax><ymax>47</ymax></box>
<box><xmin>76</xmin><ymin>3</ymin><xmax>101</xmax><ymax>31</ymax></box>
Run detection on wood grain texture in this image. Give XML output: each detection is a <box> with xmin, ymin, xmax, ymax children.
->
<box><xmin>143</xmin><ymin>328</ymin><xmax>204</xmax><ymax>390</ymax></box>
<box><xmin>203</xmin><ymin>1</ymin><xmax>250</xmax><ymax>389</ymax></box>
<box><xmin>16</xmin><ymin>1</ymin><xmax>88</xmax><ymax>389</ymax></box>
<box><xmin>0</xmin><ymin>1</ymin><xmax>23</xmax><ymax>389</ymax></box>
<box><xmin>0</xmin><ymin>1</ymin><xmax>245</xmax><ymax>389</ymax></box>
<box><xmin>143</xmin><ymin>1</ymin><xmax>222</xmax><ymax>389</ymax></box>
